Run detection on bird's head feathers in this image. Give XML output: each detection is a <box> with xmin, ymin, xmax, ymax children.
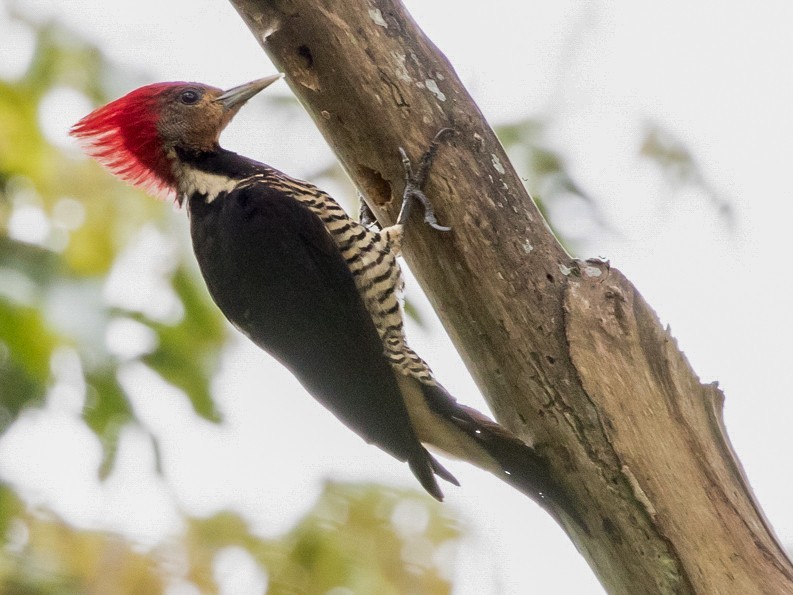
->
<box><xmin>70</xmin><ymin>75</ymin><xmax>283</xmax><ymax>200</ymax></box>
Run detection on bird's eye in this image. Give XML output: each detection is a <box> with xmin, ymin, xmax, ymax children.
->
<box><xmin>180</xmin><ymin>89</ymin><xmax>201</xmax><ymax>105</ymax></box>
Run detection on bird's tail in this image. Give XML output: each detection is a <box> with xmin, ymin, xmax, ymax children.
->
<box><xmin>417</xmin><ymin>381</ymin><xmax>585</xmax><ymax>530</ymax></box>
<box><xmin>407</xmin><ymin>449</ymin><xmax>459</xmax><ymax>502</ymax></box>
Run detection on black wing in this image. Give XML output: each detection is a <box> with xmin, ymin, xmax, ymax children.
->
<box><xmin>188</xmin><ymin>179</ymin><xmax>449</xmax><ymax>498</ymax></box>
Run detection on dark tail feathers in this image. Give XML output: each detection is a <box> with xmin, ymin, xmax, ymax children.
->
<box><xmin>422</xmin><ymin>383</ymin><xmax>585</xmax><ymax>530</ymax></box>
<box><xmin>408</xmin><ymin>449</ymin><xmax>459</xmax><ymax>502</ymax></box>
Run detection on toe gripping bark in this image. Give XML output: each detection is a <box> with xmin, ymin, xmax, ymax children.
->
<box><xmin>397</xmin><ymin>128</ymin><xmax>455</xmax><ymax>231</ymax></box>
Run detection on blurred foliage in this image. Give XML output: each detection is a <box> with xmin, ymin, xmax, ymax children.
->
<box><xmin>494</xmin><ymin>118</ymin><xmax>599</xmax><ymax>255</ymax></box>
<box><xmin>186</xmin><ymin>482</ymin><xmax>459</xmax><ymax>594</ymax></box>
<box><xmin>0</xmin><ymin>481</ymin><xmax>459</xmax><ymax>594</ymax></box>
<box><xmin>137</xmin><ymin>267</ymin><xmax>225</xmax><ymax>424</ymax></box>
<box><xmin>493</xmin><ymin>117</ymin><xmax>734</xmax><ymax>255</ymax></box>
<box><xmin>0</xmin><ymin>13</ymin><xmax>224</xmax><ymax>476</ymax></box>
<box><xmin>639</xmin><ymin>121</ymin><xmax>734</xmax><ymax>222</ymax></box>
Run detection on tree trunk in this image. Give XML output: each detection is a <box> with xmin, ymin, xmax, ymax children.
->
<box><xmin>226</xmin><ymin>1</ymin><xmax>793</xmax><ymax>592</ymax></box>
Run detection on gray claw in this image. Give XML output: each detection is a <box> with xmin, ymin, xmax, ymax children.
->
<box><xmin>398</xmin><ymin>147</ymin><xmax>413</xmax><ymax>180</ymax></box>
<box><xmin>409</xmin><ymin>187</ymin><xmax>451</xmax><ymax>232</ymax></box>
<box><xmin>398</xmin><ymin>129</ymin><xmax>454</xmax><ymax>232</ymax></box>
<box><xmin>425</xmin><ymin>216</ymin><xmax>451</xmax><ymax>232</ymax></box>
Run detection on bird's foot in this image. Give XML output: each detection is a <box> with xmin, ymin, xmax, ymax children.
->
<box><xmin>396</xmin><ymin>128</ymin><xmax>455</xmax><ymax>231</ymax></box>
<box><xmin>358</xmin><ymin>195</ymin><xmax>380</xmax><ymax>230</ymax></box>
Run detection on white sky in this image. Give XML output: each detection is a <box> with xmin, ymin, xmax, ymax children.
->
<box><xmin>2</xmin><ymin>1</ymin><xmax>793</xmax><ymax>593</ymax></box>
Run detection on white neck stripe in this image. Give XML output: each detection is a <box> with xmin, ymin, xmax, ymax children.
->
<box><xmin>177</xmin><ymin>167</ymin><xmax>239</xmax><ymax>203</ymax></box>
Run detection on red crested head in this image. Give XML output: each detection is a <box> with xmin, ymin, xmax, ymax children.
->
<box><xmin>71</xmin><ymin>82</ymin><xmax>193</xmax><ymax>199</ymax></box>
<box><xmin>70</xmin><ymin>75</ymin><xmax>283</xmax><ymax>201</ymax></box>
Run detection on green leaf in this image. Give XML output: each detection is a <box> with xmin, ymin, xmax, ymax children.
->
<box><xmin>0</xmin><ymin>297</ymin><xmax>58</xmax><ymax>420</ymax></box>
<box><xmin>82</xmin><ymin>368</ymin><xmax>132</xmax><ymax>479</ymax></box>
<box><xmin>140</xmin><ymin>266</ymin><xmax>225</xmax><ymax>422</ymax></box>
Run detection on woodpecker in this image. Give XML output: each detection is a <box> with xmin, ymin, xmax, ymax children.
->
<box><xmin>71</xmin><ymin>76</ymin><xmax>578</xmax><ymax>524</ymax></box>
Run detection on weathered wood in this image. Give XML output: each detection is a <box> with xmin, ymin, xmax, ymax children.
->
<box><xmin>226</xmin><ymin>0</ymin><xmax>793</xmax><ymax>591</ymax></box>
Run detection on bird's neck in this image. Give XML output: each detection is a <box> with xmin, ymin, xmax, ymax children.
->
<box><xmin>171</xmin><ymin>146</ymin><xmax>262</xmax><ymax>206</ymax></box>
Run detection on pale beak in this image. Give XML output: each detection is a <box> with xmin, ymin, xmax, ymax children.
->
<box><xmin>216</xmin><ymin>74</ymin><xmax>284</xmax><ymax>110</ymax></box>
